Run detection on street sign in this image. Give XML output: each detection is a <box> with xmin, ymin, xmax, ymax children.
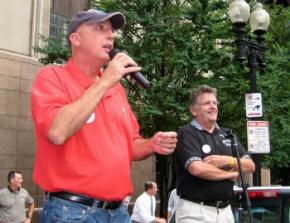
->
<box><xmin>245</xmin><ymin>93</ymin><xmax>263</xmax><ymax>117</ymax></box>
<box><xmin>247</xmin><ymin>121</ymin><xmax>270</xmax><ymax>154</ymax></box>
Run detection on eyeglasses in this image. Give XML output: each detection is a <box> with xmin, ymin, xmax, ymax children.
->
<box><xmin>92</xmin><ymin>22</ymin><xmax>114</xmax><ymax>33</ymax></box>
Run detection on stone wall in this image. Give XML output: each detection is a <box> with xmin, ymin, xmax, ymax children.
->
<box><xmin>0</xmin><ymin>50</ymin><xmax>43</xmax><ymax>209</ymax></box>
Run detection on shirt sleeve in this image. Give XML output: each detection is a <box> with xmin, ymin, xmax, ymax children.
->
<box><xmin>0</xmin><ymin>191</ymin><xmax>4</xmax><ymax>206</ymax></box>
<box><xmin>31</xmin><ymin>66</ymin><xmax>69</xmax><ymax>139</ymax></box>
<box><xmin>167</xmin><ymin>190</ymin><xmax>175</xmax><ymax>212</ymax></box>
<box><xmin>176</xmin><ymin>127</ymin><xmax>202</xmax><ymax>170</ymax></box>
<box><xmin>26</xmin><ymin>193</ymin><xmax>34</xmax><ymax>205</ymax></box>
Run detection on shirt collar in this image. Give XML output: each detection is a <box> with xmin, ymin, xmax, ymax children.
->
<box><xmin>144</xmin><ymin>192</ymin><xmax>154</xmax><ymax>200</ymax></box>
<box><xmin>7</xmin><ymin>185</ymin><xmax>20</xmax><ymax>193</ymax></box>
<box><xmin>64</xmin><ymin>58</ymin><xmax>102</xmax><ymax>89</ymax></box>
<box><xmin>190</xmin><ymin>118</ymin><xmax>220</xmax><ymax>131</ymax></box>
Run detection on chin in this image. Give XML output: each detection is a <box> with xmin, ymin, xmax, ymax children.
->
<box><xmin>103</xmin><ymin>54</ymin><xmax>110</xmax><ymax>62</ymax></box>
<box><xmin>98</xmin><ymin>56</ymin><xmax>109</xmax><ymax>65</ymax></box>
<box><xmin>209</xmin><ymin>118</ymin><xmax>217</xmax><ymax>123</ymax></box>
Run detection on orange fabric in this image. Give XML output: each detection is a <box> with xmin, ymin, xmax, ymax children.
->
<box><xmin>31</xmin><ymin>59</ymin><xmax>141</xmax><ymax>200</ymax></box>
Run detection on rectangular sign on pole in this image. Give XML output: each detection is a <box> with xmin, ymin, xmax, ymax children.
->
<box><xmin>247</xmin><ymin>121</ymin><xmax>270</xmax><ymax>154</ymax></box>
<box><xmin>245</xmin><ymin>93</ymin><xmax>263</xmax><ymax>118</ymax></box>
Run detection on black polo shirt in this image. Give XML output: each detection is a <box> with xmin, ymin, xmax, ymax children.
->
<box><xmin>174</xmin><ymin>120</ymin><xmax>249</xmax><ymax>202</ymax></box>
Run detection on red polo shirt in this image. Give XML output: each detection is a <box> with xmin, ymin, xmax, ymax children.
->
<box><xmin>31</xmin><ymin>59</ymin><xmax>141</xmax><ymax>200</ymax></box>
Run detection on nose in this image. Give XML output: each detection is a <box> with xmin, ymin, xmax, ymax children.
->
<box><xmin>107</xmin><ymin>31</ymin><xmax>115</xmax><ymax>41</ymax></box>
<box><xmin>111</xmin><ymin>31</ymin><xmax>116</xmax><ymax>39</ymax></box>
<box><xmin>209</xmin><ymin>102</ymin><xmax>218</xmax><ymax>110</ymax></box>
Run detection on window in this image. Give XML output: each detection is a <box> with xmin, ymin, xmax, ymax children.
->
<box><xmin>49</xmin><ymin>12</ymin><xmax>68</xmax><ymax>46</ymax></box>
<box><xmin>233</xmin><ymin>187</ymin><xmax>290</xmax><ymax>223</ymax></box>
<box><xmin>233</xmin><ymin>200</ymin><xmax>280</xmax><ymax>223</ymax></box>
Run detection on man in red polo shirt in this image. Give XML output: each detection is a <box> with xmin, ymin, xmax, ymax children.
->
<box><xmin>31</xmin><ymin>8</ymin><xmax>177</xmax><ymax>223</ymax></box>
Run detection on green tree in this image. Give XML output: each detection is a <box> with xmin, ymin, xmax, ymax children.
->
<box><xmin>92</xmin><ymin>0</ymin><xmax>290</xmax><ymax>214</ymax></box>
<box><xmin>92</xmin><ymin>0</ymin><xmax>249</xmax><ymax>216</ymax></box>
<box><xmin>35</xmin><ymin>0</ymin><xmax>290</xmax><ymax>215</ymax></box>
<box><xmin>34</xmin><ymin>35</ymin><xmax>71</xmax><ymax>64</ymax></box>
<box><xmin>259</xmin><ymin>5</ymin><xmax>290</xmax><ymax>184</ymax></box>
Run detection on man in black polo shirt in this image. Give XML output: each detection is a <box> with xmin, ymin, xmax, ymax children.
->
<box><xmin>174</xmin><ymin>85</ymin><xmax>255</xmax><ymax>223</ymax></box>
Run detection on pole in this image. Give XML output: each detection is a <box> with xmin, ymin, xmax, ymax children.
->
<box><xmin>227</xmin><ymin>129</ymin><xmax>254</xmax><ymax>223</ymax></box>
<box><xmin>248</xmin><ymin>54</ymin><xmax>261</xmax><ymax>186</ymax></box>
<box><xmin>232</xmin><ymin>20</ymin><xmax>267</xmax><ymax>188</ymax></box>
<box><xmin>252</xmin><ymin>154</ymin><xmax>262</xmax><ymax>186</ymax></box>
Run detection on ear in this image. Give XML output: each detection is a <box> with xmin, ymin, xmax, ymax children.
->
<box><xmin>189</xmin><ymin>106</ymin><xmax>196</xmax><ymax>117</ymax></box>
<box><xmin>69</xmin><ymin>33</ymin><xmax>80</xmax><ymax>46</ymax></box>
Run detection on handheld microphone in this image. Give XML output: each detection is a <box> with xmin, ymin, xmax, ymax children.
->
<box><xmin>109</xmin><ymin>49</ymin><xmax>150</xmax><ymax>89</ymax></box>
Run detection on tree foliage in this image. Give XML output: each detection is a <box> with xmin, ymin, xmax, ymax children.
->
<box><xmin>35</xmin><ymin>0</ymin><xmax>290</xmax><ymax>216</ymax></box>
<box><xmin>92</xmin><ymin>0</ymin><xmax>290</xmax><ymax>214</ymax></box>
<box><xmin>34</xmin><ymin>35</ymin><xmax>71</xmax><ymax>64</ymax></box>
<box><xmin>259</xmin><ymin>5</ymin><xmax>290</xmax><ymax>183</ymax></box>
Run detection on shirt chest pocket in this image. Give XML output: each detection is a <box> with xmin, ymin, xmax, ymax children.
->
<box><xmin>102</xmin><ymin>89</ymin><xmax>128</xmax><ymax>117</ymax></box>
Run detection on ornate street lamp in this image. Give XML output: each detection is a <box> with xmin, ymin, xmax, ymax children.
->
<box><xmin>228</xmin><ymin>0</ymin><xmax>270</xmax><ymax>187</ymax></box>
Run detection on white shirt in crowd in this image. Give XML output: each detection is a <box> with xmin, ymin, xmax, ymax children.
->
<box><xmin>167</xmin><ymin>188</ymin><xmax>179</xmax><ymax>214</ymax></box>
<box><xmin>131</xmin><ymin>192</ymin><xmax>156</xmax><ymax>223</ymax></box>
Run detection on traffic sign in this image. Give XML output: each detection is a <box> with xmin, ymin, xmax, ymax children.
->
<box><xmin>247</xmin><ymin>121</ymin><xmax>270</xmax><ymax>154</ymax></box>
<box><xmin>245</xmin><ymin>93</ymin><xmax>263</xmax><ymax>117</ymax></box>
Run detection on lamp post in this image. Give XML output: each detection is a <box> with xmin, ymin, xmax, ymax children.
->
<box><xmin>228</xmin><ymin>0</ymin><xmax>270</xmax><ymax>186</ymax></box>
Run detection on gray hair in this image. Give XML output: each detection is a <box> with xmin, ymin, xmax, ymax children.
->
<box><xmin>188</xmin><ymin>85</ymin><xmax>217</xmax><ymax>108</ymax></box>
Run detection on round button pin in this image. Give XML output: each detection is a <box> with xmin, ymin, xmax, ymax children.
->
<box><xmin>202</xmin><ymin>144</ymin><xmax>211</xmax><ymax>154</ymax></box>
<box><xmin>86</xmin><ymin>113</ymin><xmax>95</xmax><ymax>124</ymax></box>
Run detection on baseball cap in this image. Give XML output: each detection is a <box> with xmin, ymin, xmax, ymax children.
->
<box><xmin>68</xmin><ymin>9</ymin><xmax>126</xmax><ymax>36</ymax></box>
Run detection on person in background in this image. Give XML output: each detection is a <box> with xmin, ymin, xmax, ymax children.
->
<box><xmin>174</xmin><ymin>85</ymin><xmax>255</xmax><ymax>223</ymax></box>
<box><xmin>167</xmin><ymin>188</ymin><xmax>179</xmax><ymax>223</ymax></box>
<box><xmin>0</xmin><ymin>171</ymin><xmax>34</xmax><ymax>223</ymax></box>
<box><xmin>131</xmin><ymin>181</ymin><xmax>166</xmax><ymax>223</ymax></box>
<box><xmin>31</xmin><ymin>8</ymin><xmax>177</xmax><ymax>223</ymax></box>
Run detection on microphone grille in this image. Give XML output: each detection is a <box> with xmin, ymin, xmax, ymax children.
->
<box><xmin>109</xmin><ymin>49</ymin><xmax>121</xmax><ymax>59</ymax></box>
